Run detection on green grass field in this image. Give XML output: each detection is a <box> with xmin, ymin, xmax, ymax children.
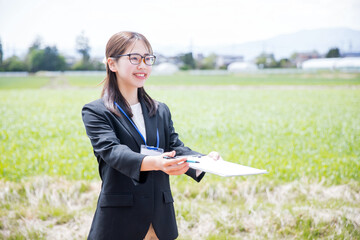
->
<box><xmin>2</xmin><ymin>71</ymin><xmax>359</xmax><ymax>89</ymax></box>
<box><xmin>0</xmin><ymin>76</ymin><xmax>50</xmax><ymax>89</ymax></box>
<box><xmin>1</xmin><ymin>72</ymin><xmax>359</xmax><ymax>239</ymax></box>
<box><xmin>65</xmin><ymin>71</ymin><xmax>360</xmax><ymax>87</ymax></box>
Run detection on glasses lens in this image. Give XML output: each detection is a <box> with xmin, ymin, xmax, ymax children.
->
<box><xmin>145</xmin><ymin>56</ymin><xmax>156</xmax><ymax>65</ymax></box>
<box><xmin>129</xmin><ymin>54</ymin><xmax>141</xmax><ymax>64</ymax></box>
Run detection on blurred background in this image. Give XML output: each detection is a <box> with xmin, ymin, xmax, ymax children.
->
<box><xmin>0</xmin><ymin>0</ymin><xmax>360</xmax><ymax>73</ymax></box>
<box><xmin>1</xmin><ymin>1</ymin><xmax>360</xmax><ymax>239</ymax></box>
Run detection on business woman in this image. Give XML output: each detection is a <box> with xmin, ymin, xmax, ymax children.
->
<box><xmin>82</xmin><ymin>31</ymin><xmax>220</xmax><ymax>240</ymax></box>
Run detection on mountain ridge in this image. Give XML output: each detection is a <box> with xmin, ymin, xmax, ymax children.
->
<box><xmin>202</xmin><ymin>27</ymin><xmax>360</xmax><ymax>61</ymax></box>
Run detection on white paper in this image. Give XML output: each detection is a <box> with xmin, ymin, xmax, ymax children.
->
<box><xmin>185</xmin><ymin>156</ymin><xmax>267</xmax><ymax>177</ymax></box>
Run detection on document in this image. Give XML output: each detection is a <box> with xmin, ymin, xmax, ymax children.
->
<box><xmin>186</xmin><ymin>156</ymin><xmax>267</xmax><ymax>177</ymax></box>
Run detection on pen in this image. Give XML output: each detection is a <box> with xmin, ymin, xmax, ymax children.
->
<box><xmin>163</xmin><ymin>156</ymin><xmax>200</xmax><ymax>163</ymax></box>
<box><xmin>185</xmin><ymin>160</ymin><xmax>200</xmax><ymax>163</ymax></box>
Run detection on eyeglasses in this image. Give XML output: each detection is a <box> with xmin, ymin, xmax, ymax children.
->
<box><xmin>111</xmin><ymin>53</ymin><xmax>156</xmax><ymax>66</ymax></box>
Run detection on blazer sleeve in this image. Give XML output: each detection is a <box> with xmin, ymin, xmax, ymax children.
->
<box><xmin>163</xmin><ymin>103</ymin><xmax>206</xmax><ymax>182</ymax></box>
<box><xmin>82</xmin><ymin>102</ymin><xmax>145</xmax><ymax>183</ymax></box>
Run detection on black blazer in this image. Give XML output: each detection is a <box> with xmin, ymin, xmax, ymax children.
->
<box><xmin>82</xmin><ymin>98</ymin><xmax>205</xmax><ymax>240</ymax></box>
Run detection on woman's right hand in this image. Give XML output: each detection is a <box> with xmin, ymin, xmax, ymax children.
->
<box><xmin>141</xmin><ymin>151</ymin><xmax>189</xmax><ymax>175</ymax></box>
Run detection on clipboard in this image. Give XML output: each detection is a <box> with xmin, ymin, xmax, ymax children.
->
<box><xmin>185</xmin><ymin>156</ymin><xmax>268</xmax><ymax>177</ymax></box>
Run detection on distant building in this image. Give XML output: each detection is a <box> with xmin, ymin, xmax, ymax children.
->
<box><xmin>292</xmin><ymin>51</ymin><xmax>321</xmax><ymax>68</ymax></box>
<box><xmin>341</xmin><ymin>52</ymin><xmax>360</xmax><ymax>58</ymax></box>
<box><xmin>155</xmin><ymin>53</ymin><xmax>182</xmax><ymax>65</ymax></box>
<box><xmin>195</xmin><ymin>53</ymin><xmax>204</xmax><ymax>62</ymax></box>
<box><xmin>153</xmin><ymin>53</ymin><xmax>167</xmax><ymax>64</ymax></box>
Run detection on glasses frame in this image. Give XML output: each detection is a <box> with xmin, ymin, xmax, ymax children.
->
<box><xmin>111</xmin><ymin>53</ymin><xmax>156</xmax><ymax>66</ymax></box>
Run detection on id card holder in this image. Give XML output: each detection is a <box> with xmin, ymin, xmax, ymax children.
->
<box><xmin>140</xmin><ymin>145</ymin><xmax>164</xmax><ymax>156</ymax></box>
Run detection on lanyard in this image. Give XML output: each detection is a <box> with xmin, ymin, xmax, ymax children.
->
<box><xmin>115</xmin><ymin>102</ymin><xmax>159</xmax><ymax>149</ymax></box>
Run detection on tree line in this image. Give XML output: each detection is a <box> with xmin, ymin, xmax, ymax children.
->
<box><xmin>178</xmin><ymin>47</ymin><xmax>341</xmax><ymax>70</ymax></box>
<box><xmin>254</xmin><ymin>48</ymin><xmax>341</xmax><ymax>69</ymax></box>
<box><xmin>0</xmin><ymin>32</ymin><xmax>104</xmax><ymax>72</ymax></box>
<box><xmin>0</xmin><ymin>32</ymin><xmax>342</xmax><ymax>72</ymax></box>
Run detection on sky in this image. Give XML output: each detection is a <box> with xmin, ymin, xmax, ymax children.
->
<box><xmin>1</xmin><ymin>0</ymin><xmax>360</xmax><ymax>58</ymax></box>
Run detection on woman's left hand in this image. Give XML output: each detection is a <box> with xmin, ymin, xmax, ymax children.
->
<box><xmin>207</xmin><ymin>151</ymin><xmax>222</xmax><ymax>161</ymax></box>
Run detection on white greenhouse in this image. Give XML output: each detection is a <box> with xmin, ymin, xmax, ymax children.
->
<box><xmin>301</xmin><ymin>57</ymin><xmax>360</xmax><ymax>70</ymax></box>
<box><xmin>227</xmin><ymin>62</ymin><xmax>258</xmax><ymax>73</ymax></box>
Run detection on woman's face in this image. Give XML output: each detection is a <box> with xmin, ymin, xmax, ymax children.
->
<box><xmin>110</xmin><ymin>40</ymin><xmax>152</xmax><ymax>92</ymax></box>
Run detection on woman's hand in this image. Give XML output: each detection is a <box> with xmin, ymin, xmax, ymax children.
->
<box><xmin>141</xmin><ymin>151</ymin><xmax>189</xmax><ymax>175</ymax></box>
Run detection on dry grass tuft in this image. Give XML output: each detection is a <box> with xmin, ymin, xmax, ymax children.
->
<box><xmin>0</xmin><ymin>177</ymin><xmax>359</xmax><ymax>239</ymax></box>
<box><xmin>0</xmin><ymin>176</ymin><xmax>100</xmax><ymax>240</ymax></box>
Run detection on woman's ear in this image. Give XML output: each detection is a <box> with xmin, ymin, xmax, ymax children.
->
<box><xmin>107</xmin><ymin>58</ymin><xmax>117</xmax><ymax>72</ymax></box>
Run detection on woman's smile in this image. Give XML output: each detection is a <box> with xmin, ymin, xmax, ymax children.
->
<box><xmin>134</xmin><ymin>72</ymin><xmax>147</xmax><ymax>79</ymax></box>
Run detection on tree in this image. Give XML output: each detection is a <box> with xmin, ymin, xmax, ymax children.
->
<box><xmin>26</xmin><ymin>39</ymin><xmax>66</xmax><ymax>72</ymax></box>
<box><xmin>29</xmin><ymin>36</ymin><xmax>42</xmax><ymax>52</ymax></box>
<box><xmin>76</xmin><ymin>31</ymin><xmax>91</xmax><ymax>63</ymax></box>
<box><xmin>26</xmin><ymin>37</ymin><xmax>43</xmax><ymax>72</ymax></box>
<box><xmin>198</xmin><ymin>53</ymin><xmax>217</xmax><ymax>69</ymax></box>
<box><xmin>256</xmin><ymin>52</ymin><xmax>278</xmax><ymax>68</ymax></box>
<box><xmin>2</xmin><ymin>56</ymin><xmax>27</xmax><ymax>71</ymax></box>
<box><xmin>27</xmin><ymin>48</ymin><xmax>44</xmax><ymax>72</ymax></box>
<box><xmin>180</xmin><ymin>52</ymin><xmax>195</xmax><ymax>70</ymax></box>
<box><xmin>42</xmin><ymin>46</ymin><xmax>66</xmax><ymax>71</ymax></box>
<box><xmin>326</xmin><ymin>48</ymin><xmax>340</xmax><ymax>58</ymax></box>
<box><xmin>278</xmin><ymin>58</ymin><xmax>294</xmax><ymax>68</ymax></box>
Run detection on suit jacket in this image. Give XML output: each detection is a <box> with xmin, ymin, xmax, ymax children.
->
<box><xmin>82</xmin><ymin>98</ymin><xmax>205</xmax><ymax>240</ymax></box>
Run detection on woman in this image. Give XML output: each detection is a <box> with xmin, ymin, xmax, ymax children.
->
<box><xmin>82</xmin><ymin>31</ymin><xmax>220</xmax><ymax>239</ymax></box>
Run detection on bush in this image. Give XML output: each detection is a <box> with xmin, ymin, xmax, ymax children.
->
<box><xmin>1</xmin><ymin>56</ymin><xmax>27</xmax><ymax>71</ymax></box>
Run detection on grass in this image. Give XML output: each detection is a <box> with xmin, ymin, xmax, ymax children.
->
<box><xmin>0</xmin><ymin>177</ymin><xmax>359</xmax><ymax>239</ymax></box>
<box><xmin>2</xmin><ymin>87</ymin><xmax>359</xmax><ymax>184</ymax></box>
<box><xmin>0</xmin><ymin>72</ymin><xmax>359</xmax><ymax>239</ymax></box>
<box><xmin>0</xmin><ymin>177</ymin><xmax>95</xmax><ymax>240</ymax></box>
<box><xmin>148</xmin><ymin>72</ymin><xmax>360</xmax><ymax>86</ymax></box>
<box><xmin>0</xmin><ymin>89</ymin><xmax>98</xmax><ymax>181</ymax></box>
<box><xmin>66</xmin><ymin>75</ymin><xmax>105</xmax><ymax>87</ymax></box>
<box><xmin>0</xmin><ymin>76</ymin><xmax>50</xmax><ymax>89</ymax></box>
<box><xmin>2</xmin><ymin>72</ymin><xmax>360</xmax><ymax>89</ymax></box>
<box><xmin>65</xmin><ymin>71</ymin><xmax>360</xmax><ymax>87</ymax></box>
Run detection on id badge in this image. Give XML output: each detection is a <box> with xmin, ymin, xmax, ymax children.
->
<box><xmin>140</xmin><ymin>145</ymin><xmax>164</xmax><ymax>156</ymax></box>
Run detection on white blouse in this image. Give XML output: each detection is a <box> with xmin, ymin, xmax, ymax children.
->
<box><xmin>130</xmin><ymin>102</ymin><xmax>146</xmax><ymax>141</ymax></box>
<box><xmin>131</xmin><ymin>102</ymin><xmax>202</xmax><ymax>178</ymax></box>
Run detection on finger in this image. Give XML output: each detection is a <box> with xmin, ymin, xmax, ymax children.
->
<box><xmin>165</xmin><ymin>161</ymin><xmax>188</xmax><ymax>171</ymax></box>
<box><xmin>163</xmin><ymin>150</ymin><xmax>176</xmax><ymax>158</ymax></box>
<box><xmin>207</xmin><ymin>152</ymin><xmax>215</xmax><ymax>159</ymax></box>
<box><xmin>208</xmin><ymin>151</ymin><xmax>220</xmax><ymax>160</ymax></box>
<box><xmin>170</xmin><ymin>151</ymin><xmax>176</xmax><ymax>157</ymax></box>
<box><xmin>164</xmin><ymin>157</ymin><xmax>187</xmax><ymax>166</ymax></box>
<box><xmin>169</xmin><ymin>168</ymin><xmax>189</xmax><ymax>175</ymax></box>
<box><xmin>167</xmin><ymin>164</ymin><xmax>189</xmax><ymax>175</ymax></box>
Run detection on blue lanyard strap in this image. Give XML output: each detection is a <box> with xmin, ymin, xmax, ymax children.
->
<box><xmin>115</xmin><ymin>102</ymin><xmax>159</xmax><ymax>149</ymax></box>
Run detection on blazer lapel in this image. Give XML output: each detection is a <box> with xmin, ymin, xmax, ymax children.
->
<box><xmin>115</xmin><ymin>105</ymin><xmax>145</xmax><ymax>148</ymax></box>
<box><xmin>141</xmin><ymin>100</ymin><xmax>157</xmax><ymax>148</ymax></box>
